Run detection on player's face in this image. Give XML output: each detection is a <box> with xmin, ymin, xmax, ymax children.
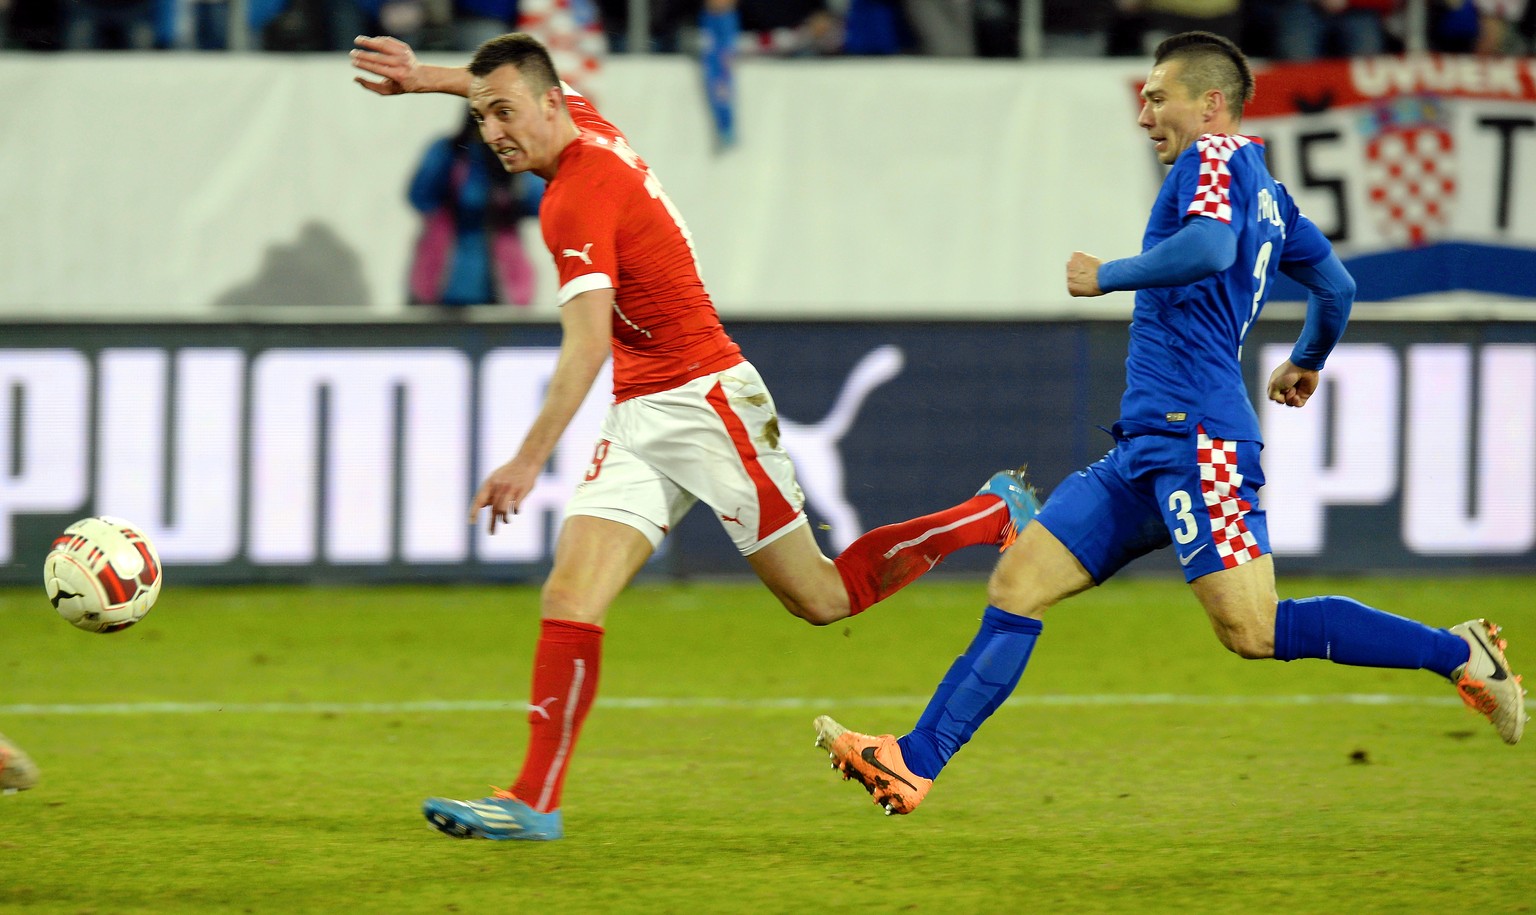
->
<box><xmin>1138</xmin><ymin>62</ymin><xmax>1208</xmax><ymax>165</ymax></box>
<box><xmin>469</xmin><ymin>65</ymin><xmax>561</xmax><ymax>177</ymax></box>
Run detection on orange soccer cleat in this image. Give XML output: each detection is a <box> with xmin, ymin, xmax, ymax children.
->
<box><xmin>813</xmin><ymin>715</ymin><xmax>932</xmax><ymax>815</ymax></box>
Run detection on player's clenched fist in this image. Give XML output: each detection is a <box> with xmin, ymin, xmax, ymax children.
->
<box><xmin>1066</xmin><ymin>251</ymin><xmax>1104</xmax><ymax>297</ymax></box>
<box><xmin>1266</xmin><ymin>360</ymin><xmax>1319</xmax><ymax>408</ymax></box>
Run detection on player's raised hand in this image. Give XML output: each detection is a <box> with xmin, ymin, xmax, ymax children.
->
<box><xmin>469</xmin><ymin>458</ymin><xmax>542</xmax><ymax>534</ymax></box>
<box><xmin>351</xmin><ymin>35</ymin><xmax>422</xmax><ymax>95</ymax></box>
<box><xmin>1066</xmin><ymin>251</ymin><xmax>1104</xmax><ymax>297</ymax></box>
<box><xmin>1267</xmin><ymin>359</ymin><xmax>1319</xmax><ymax>408</ymax></box>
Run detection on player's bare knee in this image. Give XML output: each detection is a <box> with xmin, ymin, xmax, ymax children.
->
<box><xmin>985</xmin><ymin>567</ymin><xmax>1025</xmax><ymax>611</ymax></box>
<box><xmin>782</xmin><ymin>596</ymin><xmax>844</xmax><ymax>627</ymax></box>
<box><xmin>1216</xmin><ymin>624</ymin><xmax>1275</xmax><ymax>659</ymax></box>
<box><xmin>985</xmin><ymin>571</ymin><xmax>1048</xmax><ymax>618</ymax></box>
<box><xmin>540</xmin><ymin>581</ymin><xmax>600</xmax><ymax>624</ymax></box>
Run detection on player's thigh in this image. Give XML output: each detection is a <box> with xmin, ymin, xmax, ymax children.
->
<box><xmin>1188</xmin><ymin>554</ymin><xmax>1279</xmax><ymax>657</ymax></box>
<box><xmin>542</xmin><ymin>514</ymin><xmax>656</xmax><ymax>625</ymax></box>
<box><xmin>1030</xmin><ymin>447</ymin><xmax>1170</xmax><ymax>588</ymax></box>
<box><xmin>987</xmin><ymin>520</ymin><xmax>1097</xmax><ymax>618</ymax></box>
<box><xmin>630</xmin><ymin>364</ymin><xmax>807</xmax><ymax>556</ymax></box>
<box><xmin>1145</xmin><ymin>428</ymin><xmax>1269</xmax><ymax>583</ymax></box>
<box><xmin>742</xmin><ymin>522</ymin><xmax>845</xmax><ymax>615</ymax></box>
<box><xmin>564</xmin><ymin>420</ymin><xmax>698</xmax><ymax>549</ymax></box>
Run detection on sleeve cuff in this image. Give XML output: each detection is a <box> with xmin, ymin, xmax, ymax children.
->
<box><xmin>556</xmin><ymin>273</ymin><xmax>615</xmax><ymax>306</ymax></box>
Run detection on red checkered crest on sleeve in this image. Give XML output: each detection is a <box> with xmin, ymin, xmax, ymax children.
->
<box><xmin>1185</xmin><ymin>135</ymin><xmax>1254</xmax><ymax>224</ymax></box>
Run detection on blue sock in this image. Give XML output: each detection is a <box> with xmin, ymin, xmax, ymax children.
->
<box><xmin>1273</xmin><ymin>596</ymin><xmax>1470</xmax><ymax>679</ymax></box>
<box><xmin>897</xmin><ymin>606</ymin><xmax>1042</xmax><ymax>780</ymax></box>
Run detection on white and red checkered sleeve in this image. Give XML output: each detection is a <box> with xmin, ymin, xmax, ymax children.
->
<box><xmin>1184</xmin><ymin>135</ymin><xmax>1253</xmax><ymax>225</ymax></box>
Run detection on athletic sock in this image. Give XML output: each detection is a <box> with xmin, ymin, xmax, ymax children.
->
<box><xmin>509</xmin><ymin>618</ymin><xmax>604</xmax><ymax>812</ymax></box>
<box><xmin>833</xmin><ymin>493</ymin><xmax>1010</xmax><ymax>615</ymax></box>
<box><xmin>1273</xmin><ymin>595</ymin><xmax>1470</xmax><ymax>679</ymax></box>
<box><xmin>897</xmin><ymin>606</ymin><xmax>1043</xmax><ymax>780</ymax></box>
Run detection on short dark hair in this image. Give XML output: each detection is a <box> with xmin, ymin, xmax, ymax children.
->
<box><xmin>468</xmin><ymin>33</ymin><xmax>560</xmax><ymax>94</ymax></box>
<box><xmin>1153</xmin><ymin>31</ymin><xmax>1254</xmax><ymax>118</ymax></box>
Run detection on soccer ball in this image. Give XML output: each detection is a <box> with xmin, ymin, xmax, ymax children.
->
<box><xmin>43</xmin><ymin>517</ymin><xmax>163</xmax><ymax>633</ymax></box>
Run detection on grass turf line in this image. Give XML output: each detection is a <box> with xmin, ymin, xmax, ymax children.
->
<box><xmin>1</xmin><ymin>578</ymin><xmax>1533</xmax><ymax>914</ymax></box>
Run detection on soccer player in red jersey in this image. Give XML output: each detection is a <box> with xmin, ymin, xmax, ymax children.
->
<box><xmin>352</xmin><ymin>32</ymin><xmax>1039</xmax><ymax>841</ymax></box>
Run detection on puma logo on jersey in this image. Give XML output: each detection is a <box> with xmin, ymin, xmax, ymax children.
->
<box><xmin>562</xmin><ymin>243</ymin><xmax>594</xmax><ymax>265</ymax></box>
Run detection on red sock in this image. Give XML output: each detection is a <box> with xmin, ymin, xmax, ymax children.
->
<box><xmin>509</xmin><ymin>618</ymin><xmax>604</xmax><ymax>813</ymax></box>
<box><xmin>833</xmin><ymin>494</ymin><xmax>1009</xmax><ymax>615</ymax></box>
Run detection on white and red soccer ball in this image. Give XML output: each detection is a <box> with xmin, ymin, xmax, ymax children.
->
<box><xmin>43</xmin><ymin>517</ymin><xmax>163</xmax><ymax>633</ymax></box>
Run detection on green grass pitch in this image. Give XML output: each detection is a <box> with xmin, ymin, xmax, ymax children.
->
<box><xmin>2</xmin><ymin>576</ymin><xmax>1534</xmax><ymax>914</ymax></box>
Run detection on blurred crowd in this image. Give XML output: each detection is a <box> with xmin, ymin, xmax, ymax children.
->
<box><xmin>2</xmin><ymin>0</ymin><xmax>1532</xmax><ymax>56</ymax></box>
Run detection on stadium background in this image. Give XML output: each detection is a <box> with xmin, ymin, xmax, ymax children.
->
<box><xmin>2</xmin><ymin>52</ymin><xmax>1535</xmax><ymax>583</ymax></box>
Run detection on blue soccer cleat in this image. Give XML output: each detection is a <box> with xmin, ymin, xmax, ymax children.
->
<box><xmin>423</xmin><ymin>790</ymin><xmax>564</xmax><ymax>841</ymax></box>
<box><xmin>977</xmin><ymin>467</ymin><xmax>1040</xmax><ymax>552</ymax></box>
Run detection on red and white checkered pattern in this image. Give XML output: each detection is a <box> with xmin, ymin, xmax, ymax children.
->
<box><xmin>1363</xmin><ymin>125</ymin><xmax>1456</xmax><ymax>248</ymax></box>
<box><xmin>1197</xmin><ymin>427</ymin><xmax>1262</xmax><ymax>569</ymax></box>
<box><xmin>518</xmin><ymin>0</ymin><xmax>606</xmax><ymax>98</ymax></box>
<box><xmin>1185</xmin><ymin>134</ymin><xmax>1255</xmax><ymax>225</ymax></box>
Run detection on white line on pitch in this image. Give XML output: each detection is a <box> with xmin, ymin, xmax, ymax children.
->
<box><xmin>0</xmin><ymin>694</ymin><xmax>1463</xmax><ymax>716</ymax></box>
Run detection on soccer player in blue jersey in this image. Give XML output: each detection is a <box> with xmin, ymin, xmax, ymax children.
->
<box><xmin>814</xmin><ymin>30</ymin><xmax>1527</xmax><ymax>816</ymax></box>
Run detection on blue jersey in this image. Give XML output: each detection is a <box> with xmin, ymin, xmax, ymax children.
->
<box><xmin>1119</xmin><ymin>135</ymin><xmax>1330</xmax><ymax>443</ymax></box>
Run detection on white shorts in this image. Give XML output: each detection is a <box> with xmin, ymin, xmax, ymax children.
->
<box><xmin>564</xmin><ymin>361</ymin><xmax>809</xmax><ymax>555</ymax></box>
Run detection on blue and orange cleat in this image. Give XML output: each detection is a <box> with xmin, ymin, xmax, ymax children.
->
<box><xmin>423</xmin><ymin>789</ymin><xmax>563</xmax><ymax>841</ymax></box>
<box><xmin>977</xmin><ymin>467</ymin><xmax>1040</xmax><ymax>552</ymax></box>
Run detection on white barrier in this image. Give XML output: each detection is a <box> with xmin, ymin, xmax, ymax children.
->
<box><xmin>1</xmin><ymin>54</ymin><xmax>1532</xmax><ymax>319</ymax></box>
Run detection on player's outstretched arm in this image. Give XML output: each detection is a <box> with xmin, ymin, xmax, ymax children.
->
<box><xmin>469</xmin><ymin>290</ymin><xmax>614</xmax><ymax>532</ymax></box>
<box><xmin>351</xmin><ymin>35</ymin><xmax>472</xmax><ymax>98</ymax></box>
<box><xmin>1091</xmin><ymin>217</ymin><xmax>1236</xmax><ymax>296</ymax></box>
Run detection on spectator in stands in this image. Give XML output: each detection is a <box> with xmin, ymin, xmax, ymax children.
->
<box><xmin>406</xmin><ymin>112</ymin><xmax>542</xmax><ymax>307</ymax></box>
<box><xmin>593</xmin><ymin>0</ymin><xmax>697</xmax><ymax>51</ymax></box>
<box><xmin>1430</xmin><ymin>0</ymin><xmax>1530</xmax><ymax>54</ymax></box>
<box><xmin>65</xmin><ymin>0</ymin><xmax>160</xmax><ymax>49</ymax></box>
<box><xmin>1042</xmin><ymin>0</ymin><xmax>1116</xmax><ymax>57</ymax></box>
<box><xmin>6</xmin><ymin>0</ymin><xmax>63</xmax><ymax>49</ymax></box>
<box><xmin>736</xmin><ymin>0</ymin><xmax>845</xmax><ymax>55</ymax></box>
<box><xmin>262</xmin><ymin>0</ymin><xmax>426</xmax><ymax>51</ymax></box>
<box><xmin>186</xmin><ymin>0</ymin><xmax>230</xmax><ymax>48</ymax></box>
<box><xmin>1250</xmin><ymin>0</ymin><xmax>1397</xmax><ymax>60</ymax></box>
<box><xmin>453</xmin><ymin>0</ymin><xmax>518</xmax><ymax>50</ymax></box>
<box><xmin>1109</xmin><ymin>0</ymin><xmax>1242</xmax><ymax>56</ymax></box>
<box><xmin>902</xmin><ymin>0</ymin><xmax>972</xmax><ymax>55</ymax></box>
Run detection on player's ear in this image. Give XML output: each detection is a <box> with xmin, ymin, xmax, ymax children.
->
<box><xmin>1203</xmin><ymin>88</ymin><xmax>1225</xmax><ymax>122</ymax></box>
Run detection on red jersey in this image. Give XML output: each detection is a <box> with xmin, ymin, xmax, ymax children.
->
<box><xmin>541</xmin><ymin>88</ymin><xmax>743</xmax><ymax>402</ymax></box>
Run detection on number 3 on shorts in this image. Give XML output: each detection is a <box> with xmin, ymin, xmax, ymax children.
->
<box><xmin>584</xmin><ymin>439</ymin><xmax>611</xmax><ymax>482</ymax></box>
<box><xmin>1167</xmin><ymin>489</ymin><xmax>1198</xmax><ymax>545</ymax></box>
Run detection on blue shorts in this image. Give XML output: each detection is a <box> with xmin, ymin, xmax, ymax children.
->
<box><xmin>1035</xmin><ymin>425</ymin><xmax>1269</xmax><ymax>583</ymax></box>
